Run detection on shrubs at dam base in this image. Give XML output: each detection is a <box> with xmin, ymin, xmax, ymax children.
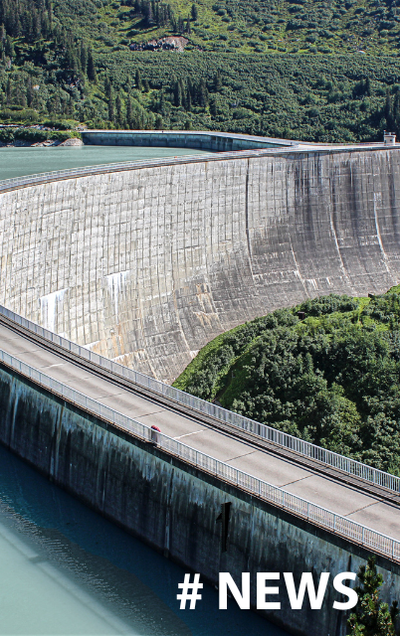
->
<box><xmin>174</xmin><ymin>288</ymin><xmax>400</xmax><ymax>476</ymax></box>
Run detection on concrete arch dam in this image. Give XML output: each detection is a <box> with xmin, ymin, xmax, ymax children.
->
<box><xmin>2</xmin><ymin>140</ymin><xmax>400</xmax><ymax>636</ymax></box>
<box><xmin>2</xmin><ymin>146</ymin><xmax>400</xmax><ymax>383</ymax></box>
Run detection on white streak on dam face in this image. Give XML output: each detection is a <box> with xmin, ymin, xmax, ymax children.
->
<box><xmin>106</xmin><ymin>271</ymin><xmax>130</xmax><ymax>322</ymax></box>
<box><xmin>39</xmin><ymin>289</ymin><xmax>67</xmax><ymax>333</ymax></box>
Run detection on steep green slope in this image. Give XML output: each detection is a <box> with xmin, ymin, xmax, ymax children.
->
<box><xmin>51</xmin><ymin>0</ymin><xmax>400</xmax><ymax>56</ymax></box>
<box><xmin>174</xmin><ymin>288</ymin><xmax>400</xmax><ymax>474</ymax></box>
<box><xmin>2</xmin><ymin>0</ymin><xmax>400</xmax><ymax>140</ymax></box>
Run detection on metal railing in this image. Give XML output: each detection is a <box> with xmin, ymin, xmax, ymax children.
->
<box><xmin>0</xmin><ymin>304</ymin><xmax>399</xmax><ymax>494</ymax></box>
<box><xmin>1</xmin><ymin>345</ymin><xmax>399</xmax><ymax>563</ymax></box>
<box><xmin>0</xmin><ymin>153</ymin><xmax>213</xmax><ymax>191</ymax></box>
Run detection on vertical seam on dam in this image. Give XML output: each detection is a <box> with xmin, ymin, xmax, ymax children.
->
<box><xmin>245</xmin><ymin>159</ymin><xmax>254</xmax><ymax>277</ymax></box>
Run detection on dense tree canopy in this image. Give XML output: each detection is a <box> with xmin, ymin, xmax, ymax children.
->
<box><xmin>174</xmin><ymin>288</ymin><xmax>400</xmax><ymax>473</ymax></box>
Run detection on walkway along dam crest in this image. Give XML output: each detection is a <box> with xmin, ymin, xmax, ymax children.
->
<box><xmin>1</xmin><ymin>133</ymin><xmax>400</xmax><ymax>635</ymax></box>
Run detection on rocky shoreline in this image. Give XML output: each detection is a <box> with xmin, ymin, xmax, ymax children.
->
<box><xmin>0</xmin><ymin>137</ymin><xmax>84</xmax><ymax>148</ymax></box>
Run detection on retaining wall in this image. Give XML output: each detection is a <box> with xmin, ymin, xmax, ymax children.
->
<box><xmin>81</xmin><ymin>130</ymin><xmax>292</xmax><ymax>150</ymax></box>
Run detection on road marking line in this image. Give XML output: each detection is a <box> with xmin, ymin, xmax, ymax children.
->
<box><xmin>174</xmin><ymin>429</ymin><xmax>206</xmax><ymax>440</ymax></box>
<box><xmin>225</xmin><ymin>450</ymin><xmax>256</xmax><ymax>461</ymax></box>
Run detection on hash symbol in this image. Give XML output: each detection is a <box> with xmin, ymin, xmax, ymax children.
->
<box><xmin>177</xmin><ymin>573</ymin><xmax>203</xmax><ymax>609</ymax></box>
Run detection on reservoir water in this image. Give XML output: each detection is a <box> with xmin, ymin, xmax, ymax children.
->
<box><xmin>0</xmin><ymin>146</ymin><xmax>212</xmax><ymax>181</ymax></box>
<box><xmin>0</xmin><ymin>145</ymin><xmax>290</xmax><ymax>636</ymax></box>
<box><xmin>0</xmin><ymin>444</ymin><xmax>288</xmax><ymax>636</ymax></box>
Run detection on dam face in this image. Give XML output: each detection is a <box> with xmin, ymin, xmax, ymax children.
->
<box><xmin>2</xmin><ymin>148</ymin><xmax>400</xmax><ymax>382</ymax></box>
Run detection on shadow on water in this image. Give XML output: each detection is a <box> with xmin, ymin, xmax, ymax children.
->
<box><xmin>0</xmin><ymin>443</ymin><xmax>289</xmax><ymax>636</ymax></box>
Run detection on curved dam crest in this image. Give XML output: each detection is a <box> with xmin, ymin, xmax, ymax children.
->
<box><xmin>2</xmin><ymin>147</ymin><xmax>400</xmax><ymax>382</ymax></box>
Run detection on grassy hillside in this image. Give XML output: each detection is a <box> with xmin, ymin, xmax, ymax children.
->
<box><xmin>174</xmin><ymin>288</ymin><xmax>400</xmax><ymax>474</ymax></box>
<box><xmin>52</xmin><ymin>0</ymin><xmax>400</xmax><ymax>56</ymax></box>
<box><xmin>1</xmin><ymin>0</ymin><xmax>400</xmax><ymax>140</ymax></box>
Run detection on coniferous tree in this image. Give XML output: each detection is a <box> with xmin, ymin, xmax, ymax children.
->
<box><xmin>108</xmin><ymin>93</ymin><xmax>115</xmax><ymax>123</ymax></box>
<box><xmin>210</xmin><ymin>96</ymin><xmax>217</xmax><ymax>117</ymax></box>
<box><xmin>214</xmin><ymin>70</ymin><xmax>222</xmax><ymax>92</ymax></box>
<box><xmin>26</xmin><ymin>78</ymin><xmax>34</xmax><ymax>107</ymax></box>
<box><xmin>174</xmin><ymin>80</ymin><xmax>182</xmax><ymax>107</ymax></box>
<box><xmin>87</xmin><ymin>49</ymin><xmax>96</xmax><ymax>82</ymax></box>
<box><xmin>80</xmin><ymin>43</ymin><xmax>88</xmax><ymax>75</ymax></box>
<box><xmin>199</xmin><ymin>78</ymin><xmax>209</xmax><ymax>107</ymax></box>
<box><xmin>185</xmin><ymin>81</ymin><xmax>192</xmax><ymax>110</ymax></box>
<box><xmin>385</xmin><ymin>89</ymin><xmax>393</xmax><ymax>128</ymax></box>
<box><xmin>347</xmin><ymin>557</ymin><xmax>398</xmax><ymax>636</ymax></box>
<box><xmin>393</xmin><ymin>89</ymin><xmax>400</xmax><ymax>134</ymax></box>
<box><xmin>126</xmin><ymin>96</ymin><xmax>133</xmax><ymax>128</ymax></box>
<box><xmin>5</xmin><ymin>34</ymin><xmax>14</xmax><ymax>58</ymax></box>
<box><xmin>105</xmin><ymin>78</ymin><xmax>112</xmax><ymax>100</ymax></box>
<box><xmin>6</xmin><ymin>77</ymin><xmax>11</xmax><ymax>105</ymax></box>
<box><xmin>116</xmin><ymin>93</ymin><xmax>123</xmax><ymax>126</ymax></box>
<box><xmin>144</xmin><ymin>1</ymin><xmax>155</xmax><ymax>27</ymax></box>
<box><xmin>159</xmin><ymin>88</ymin><xmax>166</xmax><ymax>115</ymax></box>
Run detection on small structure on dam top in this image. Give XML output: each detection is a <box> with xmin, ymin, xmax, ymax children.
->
<box><xmin>384</xmin><ymin>130</ymin><xmax>397</xmax><ymax>145</ymax></box>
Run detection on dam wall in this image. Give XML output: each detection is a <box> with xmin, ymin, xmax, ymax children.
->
<box><xmin>2</xmin><ymin>148</ymin><xmax>400</xmax><ymax>382</ymax></box>
<box><xmin>81</xmin><ymin>129</ymin><xmax>293</xmax><ymax>151</ymax></box>
<box><xmin>1</xmin><ymin>361</ymin><xmax>400</xmax><ymax>636</ymax></box>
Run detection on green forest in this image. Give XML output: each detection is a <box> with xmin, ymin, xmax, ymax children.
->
<box><xmin>2</xmin><ymin>0</ymin><xmax>400</xmax><ymax>141</ymax></box>
<box><xmin>174</xmin><ymin>287</ymin><xmax>400</xmax><ymax>474</ymax></box>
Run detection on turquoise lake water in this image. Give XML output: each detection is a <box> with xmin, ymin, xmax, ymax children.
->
<box><xmin>0</xmin><ymin>145</ymin><xmax>212</xmax><ymax>181</ymax></box>
<box><xmin>0</xmin><ymin>145</ymin><xmax>290</xmax><ymax>635</ymax></box>
<box><xmin>0</xmin><ymin>444</ymin><xmax>289</xmax><ymax>636</ymax></box>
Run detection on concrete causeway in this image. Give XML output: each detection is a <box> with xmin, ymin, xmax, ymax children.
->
<box><xmin>1</xmin><ymin>317</ymin><xmax>400</xmax><ymax>542</ymax></box>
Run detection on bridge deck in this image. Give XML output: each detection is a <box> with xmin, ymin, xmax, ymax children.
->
<box><xmin>1</xmin><ymin>320</ymin><xmax>399</xmax><ymax>543</ymax></box>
